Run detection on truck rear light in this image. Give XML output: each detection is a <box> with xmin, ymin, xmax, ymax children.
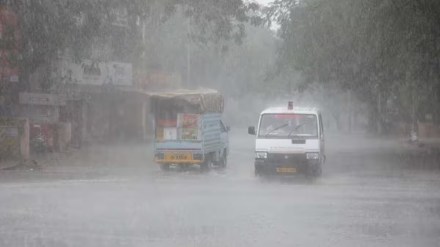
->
<box><xmin>193</xmin><ymin>154</ymin><xmax>203</xmax><ymax>160</ymax></box>
<box><xmin>155</xmin><ymin>153</ymin><xmax>165</xmax><ymax>160</ymax></box>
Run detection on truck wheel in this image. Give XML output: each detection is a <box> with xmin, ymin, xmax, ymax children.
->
<box><xmin>217</xmin><ymin>152</ymin><xmax>227</xmax><ymax>169</ymax></box>
<box><xmin>200</xmin><ymin>157</ymin><xmax>212</xmax><ymax>171</ymax></box>
<box><xmin>160</xmin><ymin>164</ymin><xmax>170</xmax><ymax>171</ymax></box>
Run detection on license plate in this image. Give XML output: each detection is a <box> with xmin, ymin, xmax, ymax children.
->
<box><xmin>276</xmin><ymin>167</ymin><xmax>297</xmax><ymax>173</ymax></box>
<box><xmin>164</xmin><ymin>153</ymin><xmax>192</xmax><ymax>162</ymax></box>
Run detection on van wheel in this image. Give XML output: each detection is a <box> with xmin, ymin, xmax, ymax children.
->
<box><xmin>307</xmin><ymin>163</ymin><xmax>322</xmax><ymax>177</ymax></box>
<box><xmin>160</xmin><ymin>164</ymin><xmax>170</xmax><ymax>171</ymax></box>
<box><xmin>254</xmin><ymin>165</ymin><xmax>263</xmax><ymax>177</ymax></box>
<box><xmin>315</xmin><ymin>165</ymin><xmax>322</xmax><ymax>177</ymax></box>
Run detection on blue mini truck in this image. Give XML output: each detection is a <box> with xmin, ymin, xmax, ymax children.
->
<box><xmin>150</xmin><ymin>89</ymin><xmax>229</xmax><ymax>170</ymax></box>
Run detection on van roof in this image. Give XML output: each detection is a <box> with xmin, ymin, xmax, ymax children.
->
<box><xmin>261</xmin><ymin>107</ymin><xmax>320</xmax><ymax>115</ymax></box>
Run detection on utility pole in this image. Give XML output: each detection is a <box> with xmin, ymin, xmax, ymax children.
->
<box><xmin>348</xmin><ymin>90</ymin><xmax>352</xmax><ymax>133</ymax></box>
<box><xmin>377</xmin><ymin>90</ymin><xmax>382</xmax><ymax>134</ymax></box>
<box><xmin>408</xmin><ymin>71</ymin><xmax>418</xmax><ymax>142</ymax></box>
<box><xmin>411</xmin><ymin>79</ymin><xmax>417</xmax><ymax>141</ymax></box>
<box><xmin>186</xmin><ymin>15</ymin><xmax>191</xmax><ymax>87</ymax></box>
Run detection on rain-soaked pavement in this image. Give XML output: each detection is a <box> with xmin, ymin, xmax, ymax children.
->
<box><xmin>1</xmin><ymin>130</ymin><xmax>440</xmax><ymax>247</ymax></box>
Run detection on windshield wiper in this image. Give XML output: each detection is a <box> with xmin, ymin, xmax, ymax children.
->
<box><xmin>287</xmin><ymin>124</ymin><xmax>304</xmax><ymax>137</ymax></box>
<box><xmin>264</xmin><ymin>123</ymin><xmax>288</xmax><ymax>137</ymax></box>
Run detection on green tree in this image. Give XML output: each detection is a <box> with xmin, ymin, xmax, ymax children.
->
<box><xmin>9</xmin><ymin>0</ymin><xmax>259</xmax><ymax>88</ymax></box>
<box><xmin>268</xmin><ymin>0</ymin><xmax>440</xmax><ymax>133</ymax></box>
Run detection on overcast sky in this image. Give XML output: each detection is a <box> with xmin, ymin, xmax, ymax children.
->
<box><xmin>253</xmin><ymin>0</ymin><xmax>280</xmax><ymax>31</ymax></box>
<box><xmin>255</xmin><ymin>0</ymin><xmax>272</xmax><ymax>6</ymax></box>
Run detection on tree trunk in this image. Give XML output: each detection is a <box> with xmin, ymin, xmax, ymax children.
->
<box><xmin>367</xmin><ymin>101</ymin><xmax>383</xmax><ymax>135</ymax></box>
<box><xmin>347</xmin><ymin>91</ymin><xmax>352</xmax><ymax>133</ymax></box>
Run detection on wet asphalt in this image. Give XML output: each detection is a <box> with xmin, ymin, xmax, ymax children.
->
<box><xmin>0</xmin><ymin>130</ymin><xmax>439</xmax><ymax>247</ymax></box>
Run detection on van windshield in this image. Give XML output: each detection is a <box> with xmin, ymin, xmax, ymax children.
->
<box><xmin>258</xmin><ymin>114</ymin><xmax>318</xmax><ymax>139</ymax></box>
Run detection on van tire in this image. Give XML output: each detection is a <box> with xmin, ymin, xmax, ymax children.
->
<box><xmin>307</xmin><ymin>163</ymin><xmax>322</xmax><ymax>177</ymax></box>
<box><xmin>254</xmin><ymin>169</ymin><xmax>260</xmax><ymax>177</ymax></box>
<box><xmin>254</xmin><ymin>166</ymin><xmax>263</xmax><ymax>177</ymax></box>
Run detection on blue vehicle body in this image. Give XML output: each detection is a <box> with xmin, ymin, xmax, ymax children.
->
<box><xmin>151</xmin><ymin>90</ymin><xmax>229</xmax><ymax>168</ymax></box>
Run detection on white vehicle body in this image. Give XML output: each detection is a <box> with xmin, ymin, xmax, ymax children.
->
<box><xmin>249</xmin><ymin>104</ymin><xmax>324</xmax><ymax>176</ymax></box>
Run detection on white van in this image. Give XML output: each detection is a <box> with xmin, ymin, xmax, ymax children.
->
<box><xmin>248</xmin><ymin>102</ymin><xmax>325</xmax><ymax>177</ymax></box>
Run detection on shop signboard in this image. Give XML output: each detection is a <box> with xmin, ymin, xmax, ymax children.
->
<box><xmin>109</xmin><ymin>62</ymin><xmax>132</xmax><ymax>87</ymax></box>
<box><xmin>19</xmin><ymin>92</ymin><xmax>66</xmax><ymax>106</ymax></box>
<box><xmin>60</xmin><ymin>60</ymin><xmax>132</xmax><ymax>86</ymax></box>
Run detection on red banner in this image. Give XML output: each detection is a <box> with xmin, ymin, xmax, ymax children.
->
<box><xmin>0</xmin><ymin>6</ymin><xmax>20</xmax><ymax>82</ymax></box>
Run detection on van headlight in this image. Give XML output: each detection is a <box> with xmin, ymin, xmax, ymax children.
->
<box><xmin>306</xmin><ymin>152</ymin><xmax>319</xmax><ymax>160</ymax></box>
<box><xmin>255</xmin><ymin>152</ymin><xmax>268</xmax><ymax>159</ymax></box>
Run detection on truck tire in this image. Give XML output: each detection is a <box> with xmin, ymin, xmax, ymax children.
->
<box><xmin>200</xmin><ymin>156</ymin><xmax>212</xmax><ymax>171</ymax></box>
<box><xmin>160</xmin><ymin>164</ymin><xmax>170</xmax><ymax>171</ymax></box>
<box><xmin>217</xmin><ymin>151</ymin><xmax>227</xmax><ymax>169</ymax></box>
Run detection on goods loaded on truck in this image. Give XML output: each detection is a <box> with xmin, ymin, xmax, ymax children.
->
<box><xmin>150</xmin><ymin>89</ymin><xmax>229</xmax><ymax>171</ymax></box>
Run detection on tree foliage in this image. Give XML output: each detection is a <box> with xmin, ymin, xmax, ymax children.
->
<box><xmin>268</xmin><ymin>0</ymin><xmax>440</xmax><ymax>131</ymax></box>
<box><xmin>140</xmin><ymin>8</ymin><xmax>276</xmax><ymax>93</ymax></box>
<box><xmin>9</xmin><ymin>0</ymin><xmax>260</xmax><ymax>82</ymax></box>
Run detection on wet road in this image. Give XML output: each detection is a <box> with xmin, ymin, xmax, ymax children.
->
<box><xmin>1</xmin><ymin>131</ymin><xmax>440</xmax><ymax>247</ymax></box>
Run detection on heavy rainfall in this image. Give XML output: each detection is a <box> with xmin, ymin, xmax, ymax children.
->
<box><xmin>0</xmin><ymin>0</ymin><xmax>439</xmax><ymax>246</ymax></box>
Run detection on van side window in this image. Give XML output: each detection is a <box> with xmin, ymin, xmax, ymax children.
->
<box><xmin>318</xmin><ymin>113</ymin><xmax>324</xmax><ymax>135</ymax></box>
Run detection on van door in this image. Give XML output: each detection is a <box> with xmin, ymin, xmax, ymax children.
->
<box><xmin>318</xmin><ymin>113</ymin><xmax>325</xmax><ymax>162</ymax></box>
